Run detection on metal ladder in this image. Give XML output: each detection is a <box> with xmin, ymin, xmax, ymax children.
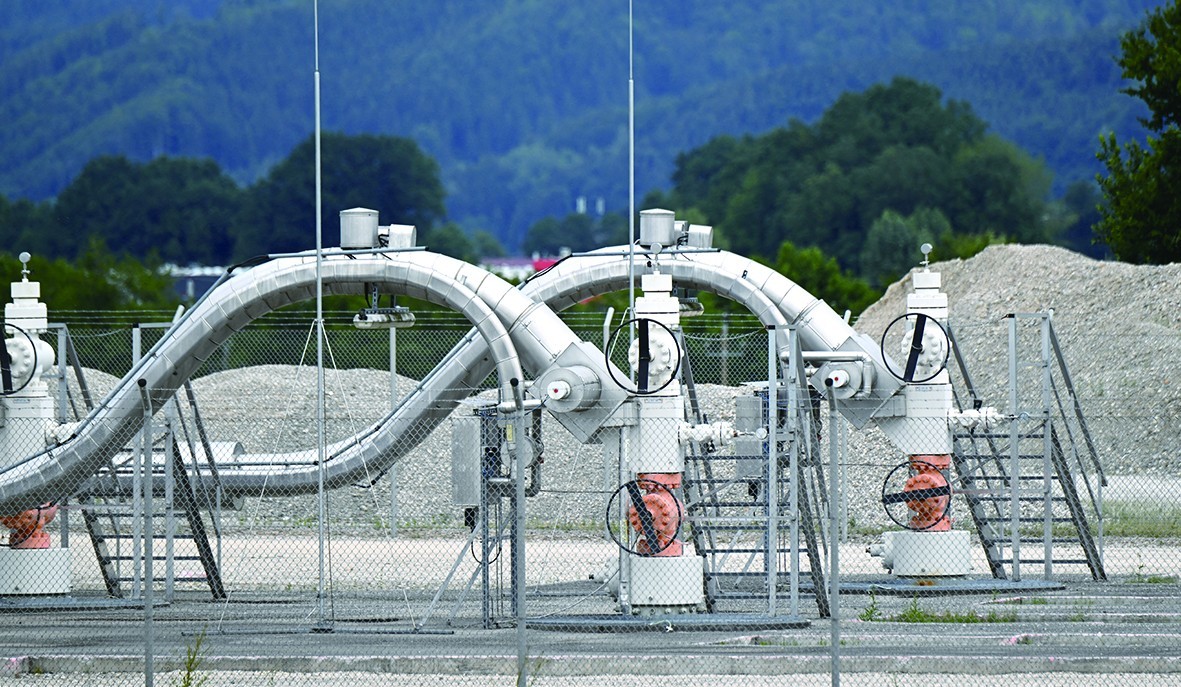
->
<box><xmin>680</xmin><ymin>328</ymin><xmax>829</xmax><ymax>617</ymax></box>
<box><xmin>948</xmin><ymin>315</ymin><xmax>1106</xmax><ymax>581</ymax></box>
<box><xmin>77</xmin><ymin>380</ymin><xmax>227</xmax><ymax>599</ymax></box>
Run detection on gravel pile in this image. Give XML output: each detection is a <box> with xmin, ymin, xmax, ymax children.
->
<box><xmin>45</xmin><ymin>244</ymin><xmax>1181</xmax><ymax>535</ymax></box>
<box><xmin>858</xmin><ymin>244</ymin><xmax>1181</xmax><ymax>476</ymax></box>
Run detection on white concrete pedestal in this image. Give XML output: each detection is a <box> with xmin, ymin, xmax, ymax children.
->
<box><xmin>0</xmin><ymin>548</ymin><xmax>71</xmax><ymax>595</ymax></box>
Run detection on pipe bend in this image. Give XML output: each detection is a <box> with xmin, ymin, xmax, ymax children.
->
<box><xmin>0</xmin><ymin>253</ymin><xmax>526</xmax><ymax>512</ymax></box>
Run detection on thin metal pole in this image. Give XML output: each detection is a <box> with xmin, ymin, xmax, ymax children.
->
<box><xmin>313</xmin><ymin>0</ymin><xmax>329</xmax><ymax>628</ymax></box>
<box><xmin>513</xmin><ymin>410</ymin><xmax>527</xmax><ymax>686</ymax></box>
<box><xmin>138</xmin><ymin>380</ymin><xmax>155</xmax><ymax>687</ymax></box>
<box><xmin>828</xmin><ymin>389</ymin><xmax>841</xmax><ymax>687</ymax></box>
<box><xmin>1007</xmin><ymin>316</ymin><xmax>1021</xmax><ymax>582</ymax></box>
<box><xmin>1041</xmin><ymin>314</ymin><xmax>1053</xmax><ymax>579</ymax></box>
<box><xmin>787</xmin><ymin>327</ymin><xmax>799</xmax><ymax>617</ymax></box>
<box><xmin>55</xmin><ymin>328</ymin><xmax>67</xmax><ymax>423</ymax></box>
<box><xmin>389</xmin><ymin>325</ymin><xmax>399</xmax><ymax>538</ymax></box>
<box><xmin>164</xmin><ymin>412</ymin><xmax>175</xmax><ymax>602</ymax></box>
<box><xmin>131</xmin><ymin>326</ymin><xmax>143</xmax><ymax>598</ymax></box>
<box><xmin>627</xmin><ymin>0</ymin><xmax>636</xmax><ymax>329</ymax></box>
<box><xmin>766</xmin><ymin>325</ymin><xmax>778</xmax><ymax>615</ymax></box>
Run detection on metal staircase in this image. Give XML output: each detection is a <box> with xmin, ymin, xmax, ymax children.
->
<box><xmin>948</xmin><ymin>314</ymin><xmax>1106</xmax><ymax>581</ymax></box>
<box><xmin>76</xmin><ymin>380</ymin><xmax>227</xmax><ymax>599</ymax></box>
<box><xmin>680</xmin><ymin>328</ymin><xmax>829</xmax><ymax>617</ymax></box>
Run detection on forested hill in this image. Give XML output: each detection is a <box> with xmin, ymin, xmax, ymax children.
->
<box><xmin>2</xmin><ymin>0</ymin><xmax>1157</xmax><ymax>252</ymax></box>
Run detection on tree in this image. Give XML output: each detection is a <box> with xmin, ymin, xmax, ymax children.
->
<box><xmin>774</xmin><ymin>241</ymin><xmax>879</xmax><ymax>317</ymax></box>
<box><xmin>53</xmin><ymin>155</ymin><xmax>243</xmax><ymax>264</ymax></box>
<box><xmin>1096</xmin><ymin>2</ymin><xmax>1181</xmax><ymax>264</ymax></box>
<box><xmin>422</xmin><ymin>223</ymin><xmax>478</xmax><ymax>263</ymax></box>
<box><xmin>2</xmin><ymin>240</ymin><xmax>179</xmax><ymax>312</ymax></box>
<box><xmin>521</xmin><ymin>212</ymin><xmax>627</xmax><ymax>256</ymax></box>
<box><xmin>235</xmin><ymin>132</ymin><xmax>446</xmax><ymax>259</ymax></box>
<box><xmin>1057</xmin><ymin>180</ymin><xmax>1108</xmax><ymax>258</ymax></box>
<box><xmin>663</xmin><ymin>77</ymin><xmax>1054</xmax><ymax>272</ymax></box>
<box><xmin>471</xmin><ymin>230</ymin><xmax>506</xmax><ymax>259</ymax></box>
<box><xmin>0</xmin><ymin>195</ymin><xmax>55</xmax><ymax>256</ymax></box>
<box><xmin>860</xmin><ymin>208</ymin><xmax>948</xmax><ymax>287</ymax></box>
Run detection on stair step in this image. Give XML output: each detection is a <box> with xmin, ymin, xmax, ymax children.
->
<box><xmin>1009</xmin><ymin>558</ymin><xmax>1094</xmax><ymax>566</ymax></box>
<box><xmin>115</xmin><ymin>576</ymin><xmax>209</xmax><ymax>583</ymax></box>
<box><xmin>976</xmin><ymin>516</ymin><xmax>1077</xmax><ymax>524</ymax></box>
<box><xmin>108</xmin><ymin>555</ymin><xmax>204</xmax><ymax>562</ymax></box>
<box><xmin>699</xmin><ymin>552</ymin><xmax>803</xmax><ymax>557</ymax></box>
<box><xmin>983</xmin><ymin>537</ymin><xmax>1091</xmax><ymax>545</ymax></box>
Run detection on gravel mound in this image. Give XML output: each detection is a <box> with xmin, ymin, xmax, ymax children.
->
<box><xmin>858</xmin><ymin>244</ymin><xmax>1181</xmax><ymax>477</ymax></box>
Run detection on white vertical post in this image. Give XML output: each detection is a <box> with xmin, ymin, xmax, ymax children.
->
<box><xmin>138</xmin><ymin>379</ymin><xmax>155</xmax><ymax>687</ymax></box>
<box><xmin>131</xmin><ymin>325</ymin><xmax>143</xmax><ymax>598</ymax></box>
<box><xmin>827</xmin><ymin>389</ymin><xmax>841</xmax><ymax>687</ymax></box>
<box><xmin>312</xmin><ymin>0</ymin><xmax>330</xmax><ymax>630</ymax></box>
<box><xmin>1041</xmin><ymin>314</ymin><xmax>1053</xmax><ymax>579</ymax></box>
<box><xmin>164</xmin><ymin>411</ymin><xmax>176</xmax><ymax>602</ymax></box>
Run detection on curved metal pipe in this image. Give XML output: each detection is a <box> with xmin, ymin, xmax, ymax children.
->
<box><xmin>528</xmin><ymin>248</ymin><xmax>856</xmax><ymax>354</ymax></box>
<box><xmin>0</xmin><ymin>253</ymin><xmax>525</xmax><ymax>511</ymax></box>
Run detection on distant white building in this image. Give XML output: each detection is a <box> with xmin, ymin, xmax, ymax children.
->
<box><xmin>164</xmin><ymin>263</ymin><xmax>225</xmax><ymax>301</ymax></box>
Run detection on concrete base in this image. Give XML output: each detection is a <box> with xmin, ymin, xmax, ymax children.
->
<box><xmin>628</xmin><ymin>554</ymin><xmax>705</xmax><ymax>612</ymax></box>
<box><xmin>0</xmin><ymin>547</ymin><xmax>71</xmax><ymax>595</ymax></box>
<box><xmin>871</xmin><ymin>530</ymin><xmax>971</xmax><ymax>577</ymax></box>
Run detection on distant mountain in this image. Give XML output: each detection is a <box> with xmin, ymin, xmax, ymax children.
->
<box><xmin>0</xmin><ymin>0</ymin><xmax>1158</xmax><ymax>252</ymax></box>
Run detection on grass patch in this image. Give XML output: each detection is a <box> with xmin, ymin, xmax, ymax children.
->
<box><xmin>889</xmin><ymin>597</ymin><xmax>1017</xmax><ymax>624</ymax></box>
<box><xmin>1128</xmin><ymin>572</ymin><xmax>1179</xmax><ymax>584</ymax></box>
<box><xmin>1103</xmin><ymin>500</ymin><xmax>1181</xmax><ymax>538</ymax></box>
<box><xmin>858</xmin><ymin>591</ymin><xmax>882</xmax><ymax>622</ymax></box>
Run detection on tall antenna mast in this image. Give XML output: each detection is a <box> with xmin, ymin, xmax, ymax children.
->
<box><xmin>313</xmin><ymin>0</ymin><xmax>330</xmax><ymax>630</ymax></box>
<box><xmin>627</xmin><ymin>0</ymin><xmax>636</xmax><ymax>326</ymax></box>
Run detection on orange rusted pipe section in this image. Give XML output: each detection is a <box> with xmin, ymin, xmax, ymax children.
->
<box><xmin>0</xmin><ymin>504</ymin><xmax>58</xmax><ymax>549</ymax></box>
<box><xmin>629</xmin><ymin>473</ymin><xmax>684</xmax><ymax>557</ymax></box>
<box><xmin>904</xmin><ymin>456</ymin><xmax>951</xmax><ymax>531</ymax></box>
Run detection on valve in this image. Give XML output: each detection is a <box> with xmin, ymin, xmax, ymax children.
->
<box><xmin>881</xmin><ymin>456</ymin><xmax>952</xmax><ymax>531</ymax></box>
<box><xmin>605</xmin><ymin>318</ymin><xmax>682</xmax><ymax>395</ymax></box>
<box><xmin>880</xmin><ymin>313</ymin><xmax>950</xmax><ymax>383</ymax></box>
<box><xmin>0</xmin><ymin>322</ymin><xmax>42</xmax><ymax>395</ymax></box>
<box><xmin>0</xmin><ymin>504</ymin><xmax>58</xmax><ymax>549</ymax></box>
<box><xmin>605</xmin><ymin>476</ymin><xmax>684</xmax><ymax>557</ymax></box>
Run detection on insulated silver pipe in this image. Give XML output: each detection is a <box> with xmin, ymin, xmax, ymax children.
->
<box><xmin>0</xmin><ymin>253</ymin><xmax>526</xmax><ymax>511</ymax></box>
<box><xmin>1</xmin><ymin>245</ymin><xmax>897</xmax><ymax>511</ymax></box>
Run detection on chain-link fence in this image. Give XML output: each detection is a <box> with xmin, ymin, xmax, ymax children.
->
<box><xmin>0</xmin><ymin>309</ymin><xmax>1177</xmax><ymax>686</ymax></box>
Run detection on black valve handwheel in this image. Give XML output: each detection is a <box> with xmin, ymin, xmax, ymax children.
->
<box><xmin>880</xmin><ymin>459</ymin><xmax>952</xmax><ymax>532</ymax></box>
<box><xmin>0</xmin><ymin>321</ymin><xmax>38</xmax><ymax>396</ymax></box>
<box><xmin>880</xmin><ymin>313</ymin><xmax>949</xmax><ymax>384</ymax></box>
<box><xmin>604</xmin><ymin>317</ymin><xmax>682</xmax><ymax>396</ymax></box>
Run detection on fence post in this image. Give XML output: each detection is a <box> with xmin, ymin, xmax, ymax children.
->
<box><xmin>828</xmin><ymin>388</ymin><xmax>841</xmax><ymax>687</ymax></box>
<box><xmin>138</xmin><ymin>379</ymin><xmax>155</xmax><ymax>687</ymax></box>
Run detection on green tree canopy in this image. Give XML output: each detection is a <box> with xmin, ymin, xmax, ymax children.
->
<box><xmin>662</xmin><ymin>77</ymin><xmax>1055</xmax><ymax>270</ymax></box>
<box><xmin>2</xmin><ymin>240</ymin><xmax>179</xmax><ymax>311</ymax></box>
<box><xmin>422</xmin><ymin>222</ymin><xmax>478</xmax><ymax>263</ymax></box>
<box><xmin>1096</xmin><ymin>1</ymin><xmax>1181</xmax><ymax>263</ymax></box>
<box><xmin>773</xmin><ymin>241</ymin><xmax>879</xmax><ymax>317</ymax></box>
<box><xmin>52</xmin><ymin>155</ymin><xmax>243</xmax><ymax>264</ymax></box>
<box><xmin>521</xmin><ymin>211</ymin><xmax>630</xmax><ymax>256</ymax></box>
<box><xmin>234</xmin><ymin>132</ymin><xmax>446</xmax><ymax>259</ymax></box>
<box><xmin>0</xmin><ymin>195</ymin><xmax>54</xmax><ymax>257</ymax></box>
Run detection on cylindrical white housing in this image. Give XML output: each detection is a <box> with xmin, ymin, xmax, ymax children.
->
<box><xmin>340</xmin><ymin>208</ymin><xmax>380</xmax><ymax>249</ymax></box>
